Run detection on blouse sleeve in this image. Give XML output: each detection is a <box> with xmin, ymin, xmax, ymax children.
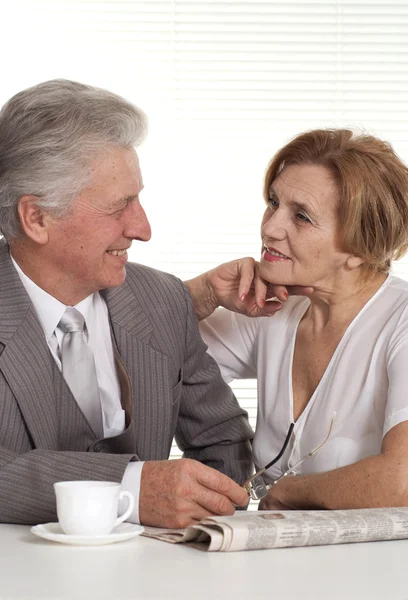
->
<box><xmin>384</xmin><ymin>305</ymin><xmax>408</xmax><ymax>436</ymax></box>
<box><xmin>199</xmin><ymin>308</ymin><xmax>259</xmax><ymax>383</ymax></box>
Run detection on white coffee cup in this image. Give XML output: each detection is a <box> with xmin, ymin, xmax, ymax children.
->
<box><xmin>54</xmin><ymin>481</ymin><xmax>134</xmax><ymax>536</ymax></box>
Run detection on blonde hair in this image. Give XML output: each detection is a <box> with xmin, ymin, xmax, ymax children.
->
<box><xmin>264</xmin><ymin>129</ymin><xmax>408</xmax><ymax>274</ymax></box>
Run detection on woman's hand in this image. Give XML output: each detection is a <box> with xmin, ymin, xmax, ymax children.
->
<box><xmin>185</xmin><ymin>257</ymin><xmax>313</xmax><ymax>320</ymax></box>
<box><xmin>185</xmin><ymin>257</ymin><xmax>281</xmax><ymax>320</ymax></box>
<box><xmin>255</xmin><ymin>421</ymin><xmax>408</xmax><ymax>511</ymax></box>
<box><xmin>258</xmin><ymin>487</ymin><xmax>294</xmax><ymax>511</ymax></box>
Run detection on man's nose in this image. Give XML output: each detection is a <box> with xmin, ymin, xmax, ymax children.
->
<box><xmin>125</xmin><ymin>201</ymin><xmax>152</xmax><ymax>241</ymax></box>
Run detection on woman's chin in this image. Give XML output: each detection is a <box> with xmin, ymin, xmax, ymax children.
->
<box><xmin>260</xmin><ymin>262</ymin><xmax>293</xmax><ymax>285</ymax></box>
<box><xmin>259</xmin><ymin>263</ymin><xmax>311</xmax><ymax>288</ymax></box>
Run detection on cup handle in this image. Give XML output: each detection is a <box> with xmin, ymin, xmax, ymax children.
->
<box><xmin>115</xmin><ymin>490</ymin><xmax>135</xmax><ymax>527</ymax></box>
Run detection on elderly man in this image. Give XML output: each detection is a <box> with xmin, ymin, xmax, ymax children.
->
<box><xmin>0</xmin><ymin>79</ymin><xmax>253</xmax><ymax>527</ymax></box>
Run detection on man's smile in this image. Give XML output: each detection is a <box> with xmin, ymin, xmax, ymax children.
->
<box><xmin>106</xmin><ymin>248</ymin><xmax>129</xmax><ymax>257</ymax></box>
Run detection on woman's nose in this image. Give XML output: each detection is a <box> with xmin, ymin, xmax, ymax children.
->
<box><xmin>261</xmin><ymin>208</ymin><xmax>287</xmax><ymax>240</ymax></box>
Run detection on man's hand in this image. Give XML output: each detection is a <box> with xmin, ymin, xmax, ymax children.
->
<box><xmin>185</xmin><ymin>257</ymin><xmax>313</xmax><ymax>320</ymax></box>
<box><xmin>139</xmin><ymin>459</ymin><xmax>249</xmax><ymax>529</ymax></box>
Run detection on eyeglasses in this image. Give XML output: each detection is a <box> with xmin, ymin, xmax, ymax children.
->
<box><xmin>243</xmin><ymin>413</ymin><xmax>336</xmax><ymax>501</ymax></box>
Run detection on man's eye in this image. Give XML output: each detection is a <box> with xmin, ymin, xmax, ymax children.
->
<box><xmin>268</xmin><ymin>197</ymin><xmax>279</xmax><ymax>208</ymax></box>
<box><xmin>111</xmin><ymin>206</ymin><xmax>126</xmax><ymax>218</ymax></box>
<box><xmin>296</xmin><ymin>212</ymin><xmax>311</xmax><ymax>223</ymax></box>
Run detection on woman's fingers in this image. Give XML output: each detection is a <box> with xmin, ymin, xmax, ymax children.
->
<box><xmin>237</xmin><ymin>258</ymin><xmax>257</xmax><ymax>301</ymax></box>
<box><xmin>202</xmin><ymin>256</ymin><xmax>314</xmax><ymax>318</ymax></box>
<box><xmin>260</xmin><ymin>300</ymin><xmax>283</xmax><ymax>316</ymax></box>
<box><xmin>265</xmin><ymin>284</ymin><xmax>288</xmax><ymax>302</ymax></box>
<box><xmin>254</xmin><ymin>264</ymin><xmax>269</xmax><ymax>309</ymax></box>
<box><xmin>265</xmin><ymin>284</ymin><xmax>314</xmax><ymax>303</ymax></box>
<box><xmin>288</xmin><ymin>286</ymin><xmax>314</xmax><ymax>298</ymax></box>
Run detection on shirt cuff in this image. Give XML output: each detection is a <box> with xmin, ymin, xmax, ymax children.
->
<box><xmin>120</xmin><ymin>460</ymin><xmax>145</xmax><ymax>524</ymax></box>
<box><xmin>383</xmin><ymin>408</ymin><xmax>408</xmax><ymax>437</ymax></box>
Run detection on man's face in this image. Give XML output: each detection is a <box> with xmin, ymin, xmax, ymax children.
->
<box><xmin>44</xmin><ymin>147</ymin><xmax>151</xmax><ymax>304</ymax></box>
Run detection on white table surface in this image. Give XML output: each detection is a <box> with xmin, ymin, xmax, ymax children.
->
<box><xmin>0</xmin><ymin>524</ymin><xmax>407</xmax><ymax>600</ymax></box>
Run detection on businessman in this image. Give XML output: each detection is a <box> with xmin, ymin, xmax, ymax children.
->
<box><xmin>0</xmin><ymin>79</ymin><xmax>253</xmax><ymax>527</ymax></box>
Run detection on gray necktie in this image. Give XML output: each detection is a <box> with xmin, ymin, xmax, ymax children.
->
<box><xmin>58</xmin><ymin>307</ymin><xmax>104</xmax><ymax>439</ymax></box>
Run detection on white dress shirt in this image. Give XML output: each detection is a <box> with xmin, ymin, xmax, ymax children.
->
<box><xmin>200</xmin><ymin>275</ymin><xmax>408</xmax><ymax>483</ymax></box>
<box><xmin>11</xmin><ymin>256</ymin><xmax>143</xmax><ymax>523</ymax></box>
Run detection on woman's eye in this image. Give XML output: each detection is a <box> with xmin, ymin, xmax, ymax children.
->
<box><xmin>268</xmin><ymin>197</ymin><xmax>279</xmax><ymax>208</ymax></box>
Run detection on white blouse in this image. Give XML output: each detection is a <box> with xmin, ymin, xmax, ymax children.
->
<box><xmin>199</xmin><ymin>275</ymin><xmax>408</xmax><ymax>483</ymax></box>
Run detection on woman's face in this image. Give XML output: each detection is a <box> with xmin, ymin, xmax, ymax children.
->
<box><xmin>260</xmin><ymin>163</ymin><xmax>353</xmax><ymax>288</ymax></box>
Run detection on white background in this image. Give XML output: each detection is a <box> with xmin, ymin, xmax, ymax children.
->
<box><xmin>1</xmin><ymin>0</ymin><xmax>408</xmax><ymax>442</ymax></box>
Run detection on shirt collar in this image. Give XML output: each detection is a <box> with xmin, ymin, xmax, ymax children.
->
<box><xmin>10</xmin><ymin>255</ymin><xmax>96</xmax><ymax>342</ymax></box>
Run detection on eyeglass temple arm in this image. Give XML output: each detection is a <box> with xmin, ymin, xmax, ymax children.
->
<box><xmin>268</xmin><ymin>412</ymin><xmax>337</xmax><ymax>488</ymax></box>
<box><xmin>264</xmin><ymin>422</ymin><xmax>295</xmax><ymax>470</ymax></box>
<box><xmin>244</xmin><ymin>422</ymin><xmax>295</xmax><ymax>487</ymax></box>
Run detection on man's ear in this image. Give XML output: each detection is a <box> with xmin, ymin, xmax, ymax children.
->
<box><xmin>345</xmin><ymin>254</ymin><xmax>365</xmax><ymax>270</ymax></box>
<box><xmin>17</xmin><ymin>196</ymin><xmax>50</xmax><ymax>244</ymax></box>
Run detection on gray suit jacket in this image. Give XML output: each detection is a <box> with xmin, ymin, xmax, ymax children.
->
<box><xmin>0</xmin><ymin>239</ymin><xmax>253</xmax><ymax>524</ymax></box>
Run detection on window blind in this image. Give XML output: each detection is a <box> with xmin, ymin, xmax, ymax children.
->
<box><xmin>1</xmin><ymin>0</ymin><xmax>408</xmax><ymax>467</ymax></box>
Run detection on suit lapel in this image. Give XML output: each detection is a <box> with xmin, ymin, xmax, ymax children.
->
<box><xmin>0</xmin><ymin>309</ymin><xmax>59</xmax><ymax>449</ymax></box>
<box><xmin>102</xmin><ymin>278</ymin><xmax>153</xmax><ymax>344</ymax></box>
<box><xmin>0</xmin><ymin>241</ymin><xmax>59</xmax><ymax>448</ymax></box>
<box><xmin>0</xmin><ymin>240</ymin><xmax>175</xmax><ymax>458</ymax></box>
<box><xmin>0</xmin><ymin>241</ymin><xmax>96</xmax><ymax>450</ymax></box>
<box><xmin>103</xmin><ymin>280</ymin><xmax>175</xmax><ymax>460</ymax></box>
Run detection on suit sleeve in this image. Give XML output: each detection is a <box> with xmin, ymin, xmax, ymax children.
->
<box><xmin>0</xmin><ymin>340</ymin><xmax>137</xmax><ymax>525</ymax></box>
<box><xmin>174</xmin><ymin>283</ymin><xmax>254</xmax><ymax>484</ymax></box>
<box><xmin>0</xmin><ymin>444</ymin><xmax>135</xmax><ymax>525</ymax></box>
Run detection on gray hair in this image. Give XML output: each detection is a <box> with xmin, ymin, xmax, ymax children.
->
<box><xmin>0</xmin><ymin>79</ymin><xmax>147</xmax><ymax>240</ymax></box>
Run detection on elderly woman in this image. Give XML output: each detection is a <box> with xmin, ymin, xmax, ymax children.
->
<box><xmin>186</xmin><ymin>129</ymin><xmax>408</xmax><ymax>510</ymax></box>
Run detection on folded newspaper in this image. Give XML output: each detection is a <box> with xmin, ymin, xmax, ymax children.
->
<box><xmin>142</xmin><ymin>508</ymin><xmax>408</xmax><ymax>552</ymax></box>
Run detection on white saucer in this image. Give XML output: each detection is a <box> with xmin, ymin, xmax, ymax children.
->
<box><xmin>30</xmin><ymin>522</ymin><xmax>144</xmax><ymax>546</ymax></box>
